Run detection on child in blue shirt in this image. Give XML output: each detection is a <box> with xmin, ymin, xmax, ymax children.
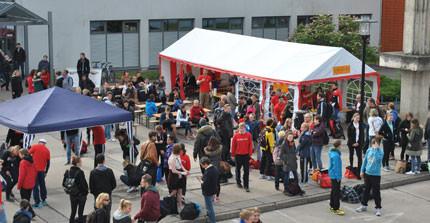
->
<box><xmin>328</xmin><ymin>139</ymin><xmax>344</xmax><ymax>215</ymax></box>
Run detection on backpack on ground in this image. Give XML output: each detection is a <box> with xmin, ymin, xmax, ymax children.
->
<box><xmin>317</xmin><ymin>169</ymin><xmax>332</xmax><ymax>188</ymax></box>
<box><xmin>288</xmin><ymin>179</ymin><xmax>304</xmax><ymax>196</ymax></box>
<box><xmin>71</xmin><ymin>140</ymin><xmax>88</xmax><ymax>155</ymax></box>
<box><xmin>329</xmin><ymin>118</ymin><xmax>345</xmax><ymax>139</ymax></box>
<box><xmin>353</xmin><ymin>184</ymin><xmax>373</xmax><ymax>201</ymax></box>
<box><xmin>340</xmin><ymin>185</ymin><xmax>360</xmax><ymax>203</ymax></box>
<box><xmin>161</xmin><ymin>196</ymin><xmax>178</xmax><ymax>215</ymax></box>
<box><xmin>344</xmin><ymin>166</ymin><xmax>359</xmax><ymax>179</ymax></box>
<box><xmin>180</xmin><ymin>202</ymin><xmax>200</xmax><ymax>220</ymax></box>
<box><xmin>257</xmin><ymin>128</ymin><xmax>268</xmax><ymax>148</ymax></box>
<box><xmin>62</xmin><ymin>169</ymin><xmax>80</xmax><ymax>195</ymax></box>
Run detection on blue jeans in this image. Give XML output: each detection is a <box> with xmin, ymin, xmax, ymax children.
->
<box><xmin>274</xmin><ymin>165</ymin><xmax>283</xmax><ymax>189</ymax></box>
<box><xmin>427</xmin><ymin>139</ymin><xmax>430</xmax><ymax>162</ymax></box>
<box><xmin>230</xmin><ymin>108</ymin><xmax>235</xmax><ymax>122</ymax></box>
<box><xmin>180</xmin><ymin>121</ymin><xmax>192</xmax><ymax>135</ymax></box>
<box><xmin>410</xmin><ymin>156</ymin><xmax>421</xmax><ymax>172</ymax></box>
<box><xmin>33</xmin><ymin>171</ymin><xmax>47</xmax><ymax>204</ymax></box>
<box><xmin>66</xmin><ymin>134</ymin><xmax>80</xmax><ymax>162</ymax></box>
<box><xmin>283</xmin><ymin>170</ymin><xmax>298</xmax><ymax>191</ymax></box>
<box><xmin>332</xmin><ymin>109</ymin><xmax>340</xmax><ymax>120</ymax></box>
<box><xmin>120</xmin><ymin>175</ymin><xmax>130</xmax><ymax>186</ymax></box>
<box><xmin>15</xmin><ymin>61</ymin><xmax>25</xmax><ymax>79</ymax></box>
<box><xmin>0</xmin><ymin>204</ymin><xmax>6</xmax><ymax>222</ymax></box>
<box><xmin>310</xmin><ymin>145</ymin><xmax>323</xmax><ymax>170</ymax></box>
<box><xmin>104</xmin><ymin>124</ymin><xmax>112</xmax><ymax>140</ymax></box>
<box><xmin>204</xmin><ymin>195</ymin><xmax>216</xmax><ymax>223</ymax></box>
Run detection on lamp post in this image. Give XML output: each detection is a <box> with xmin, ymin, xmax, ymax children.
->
<box><xmin>354</xmin><ymin>19</ymin><xmax>377</xmax><ymax>155</ymax></box>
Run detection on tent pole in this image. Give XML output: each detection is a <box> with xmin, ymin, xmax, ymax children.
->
<box><xmin>48</xmin><ymin>11</ymin><xmax>54</xmax><ymax>87</ymax></box>
<box><xmin>179</xmin><ymin>63</ymin><xmax>185</xmax><ymax>100</ymax></box>
<box><xmin>24</xmin><ymin>25</ymin><xmax>29</xmax><ymax>79</ymax></box>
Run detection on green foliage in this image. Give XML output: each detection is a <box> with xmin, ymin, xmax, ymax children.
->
<box><xmin>289</xmin><ymin>14</ymin><xmax>379</xmax><ymax>63</ymax></box>
<box><xmin>380</xmin><ymin>75</ymin><xmax>401</xmax><ymax>102</ymax></box>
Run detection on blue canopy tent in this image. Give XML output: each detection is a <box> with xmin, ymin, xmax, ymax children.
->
<box><xmin>0</xmin><ymin>87</ymin><xmax>137</xmax><ymax>162</ymax></box>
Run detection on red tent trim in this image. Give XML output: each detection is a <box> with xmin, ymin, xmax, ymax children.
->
<box><xmin>159</xmin><ymin>54</ymin><xmax>379</xmax><ymax>87</ymax></box>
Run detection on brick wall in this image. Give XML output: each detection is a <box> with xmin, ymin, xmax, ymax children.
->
<box><xmin>381</xmin><ymin>0</ymin><xmax>405</xmax><ymax>52</ymax></box>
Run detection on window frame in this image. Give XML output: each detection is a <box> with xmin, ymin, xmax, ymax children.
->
<box><xmin>297</xmin><ymin>15</ymin><xmax>314</xmax><ymax>26</ymax></box>
<box><xmin>251</xmin><ymin>16</ymin><xmax>290</xmax><ymax>40</ymax></box>
<box><xmin>202</xmin><ymin>17</ymin><xmax>244</xmax><ymax>33</ymax></box>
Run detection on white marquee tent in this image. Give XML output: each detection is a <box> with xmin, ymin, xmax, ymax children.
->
<box><xmin>159</xmin><ymin>28</ymin><xmax>379</xmax><ymax>118</ymax></box>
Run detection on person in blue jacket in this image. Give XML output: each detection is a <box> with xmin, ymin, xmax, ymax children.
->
<box><xmin>328</xmin><ymin>139</ymin><xmax>344</xmax><ymax>215</ymax></box>
<box><xmin>145</xmin><ymin>94</ymin><xmax>158</xmax><ymax>117</ymax></box>
<box><xmin>297</xmin><ymin>123</ymin><xmax>312</xmax><ymax>187</ymax></box>
<box><xmin>356</xmin><ymin>138</ymin><xmax>384</xmax><ymax>217</ymax></box>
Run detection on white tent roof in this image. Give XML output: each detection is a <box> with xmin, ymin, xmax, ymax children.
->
<box><xmin>159</xmin><ymin>28</ymin><xmax>377</xmax><ymax>85</ymax></box>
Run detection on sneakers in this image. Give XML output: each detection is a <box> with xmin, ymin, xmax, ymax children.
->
<box><xmin>245</xmin><ymin>187</ymin><xmax>250</xmax><ymax>192</ymax></box>
<box><xmin>127</xmin><ymin>186</ymin><xmax>136</xmax><ymax>193</ymax></box>
<box><xmin>64</xmin><ymin>161</ymin><xmax>70</xmax><ymax>165</ymax></box>
<box><xmin>299</xmin><ymin>182</ymin><xmax>308</xmax><ymax>187</ymax></box>
<box><xmin>236</xmin><ymin>183</ymin><xmax>243</xmax><ymax>189</ymax></box>
<box><xmin>283</xmin><ymin>191</ymin><xmax>293</xmax><ymax>196</ymax></box>
<box><xmin>356</xmin><ymin>205</ymin><xmax>367</xmax><ymax>212</ymax></box>
<box><xmin>406</xmin><ymin>171</ymin><xmax>416</xmax><ymax>175</ymax></box>
<box><xmin>388</xmin><ymin>166</ymin><xmax>394</xmax><ymax>170</ymax></box>
<box><xmin>332</xmin><ymin>209</ymin><xmax>345</xmax><ymax>215</ymax></box>
<box><xmin>108</xmin><ymin>138</ymin><xmax>117</xmax><ymax>142</ymax></box>
<box><xmin>259</xmin><ymin>174</ymin><xmax>266</xmax><ymax>179</ymax></box>
<box><xmin>32</xmin><ymin>203</ymin><xmax>41</xmax><ymax>209</ymax></box>
<box><xmin>382</xmin><ymin>167</ymin><xmax>390</xmax><ymax>172</ymax></box>
<box><xmin>416</xmin><ymin>171</ymin><xmax>421</xmax><ymax>174</ymax></box>
<box><xmin>376</xmin><ymin>208</ymin><xmax>382</xmax><ymax>216</ymax></box>
<box><xmin>42</xmin><ymin>201</ymin><xmax>47</xmax><ymax>206</ymax></box>
<box><xmin>190</xmin><ymin>132</ymin><xmax>196</xmax><ymax>138</ymax></box>
<box><xmin>267</xmin><ymin>176</ymin><xmax>275</xmax><ymax>181</ymax></box>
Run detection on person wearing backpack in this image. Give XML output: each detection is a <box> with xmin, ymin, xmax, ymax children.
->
<box><xmin>259</xmin><ymin>119</ymin><xmax>277</xmax><ymax>181</ymax></box>
<box><xmin>204</xmin><ymin>137</ymin><xmax>223</xmax><ymax>202</ymax></box>
<box><xmin>298</xmin><ymin>123</ymin><xmax>312</xmax><ymax>187</ymax></box>
<box><xmin>63</xmin><ymin>156</ymin><xmax>88</xmax><ymax>223</ymax></box>
<box><xmin>347</xmin><ymin>113</ymin><xmax>362</xmax><ymax>180</ymax></box>
<box><xmin>328</xmin><ymin>139</ymin><xmax>344</xmax><ymax>215</ymax></box>
<box><xmin>357</xmin><ymin>139</ymin><xmax>384</xmax><ymax>216</ymax></box>
<box><xmin>89</xmin><ymin>154</ymin><xmax>116</xmax><ymax>221</ymax></box>
<box><xmin>311</xmin><ymin>115</ymin><xmax>325</xmax><ymax>171</ymax></box>
<box><xmin>133</xmin><ymin>174</ymin><xmax>160</xmax><ymax>223</ymax></box>
<box><xmin>17</xmin><ymin>148</ymin><xmax>36</xmax><ymax>219</ymax></box>
<box><xmin>280</xmin><ymin>133</ymin><xmax>299</xmax><ymax>196</ymax></box>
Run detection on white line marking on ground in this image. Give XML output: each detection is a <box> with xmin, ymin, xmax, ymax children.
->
<box><xmin>275</xmin><ymin>210</ymin><xmax>300</xmax><ymax>223</ymax></box>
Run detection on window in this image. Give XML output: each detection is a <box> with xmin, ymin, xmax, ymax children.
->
<box><xmin>251</xmin><ymin>16</ymin><xmax>290</xmax><ymax>40</ymax></box>
<box><xmin>125</xmin><ymin>22</ymin><xmax>138</xmax><ymax>32</ymax></box>
<box><xmin>297</xmin><ymin>15</ymin><xmax>314</xmax><ymax>26</ymax></box>
<box><xmin>90</xmin><ymin>20</ymin><xmax>140</xmax><ymax>68</ymax></box>
<box><xmin>346</xmin><ymin>79</ymin><xmax>373</xmax><ymax>107</ymax></box>
<box><xmin>347</xmin><ymin>14</ymin><xmax>372</xmax><ymax>20</ymax></box>
<box><xmin>91</xmin><ymin>22</ymin><xmax>105</xmax><ymax>33</ymax></box>
<box><xmin>202</xmin><ymin>17</ymin><xmax>244</xmax><ymax>34</ymax></box>
<box><xmin>148</xmin><ymin>19</ymin><xmax>195</xmax><ymax>66</ymax></box>
<box><xmin>107</xmin><ymin>21</ymin><xmax>122</xmax><ymax>33</ymax></box>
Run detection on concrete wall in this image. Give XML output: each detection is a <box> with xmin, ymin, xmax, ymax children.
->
<box><xmin>16</xmin><ymin>0</ymin><xmax>381</xmax><ymax>71</ymax></box>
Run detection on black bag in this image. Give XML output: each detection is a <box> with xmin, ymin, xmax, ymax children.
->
<box><xmin>340</xmin><ymin>185</ymin><xmax>360</xmax><ymax>203</ymax></box>
<box><xmin>180</xmin><ymin>203</ymin><xmax>200</xmax><ymax>220</ymax></box>
<box><xmin>86</xmin><ymin>210</ymin><xmax>96</xmax><ymax>223</ymax></box>
<box><xmin>161</xmin><ymin>196</ymin><xmax>178</xmax><ymax>215</ymax></box>
<box><xmin>288</xmin><ymin>179</ymin><xmax>303</xmax><ymax>196</ymax></box>
<box><xmin>353</xmin><ymin>184</ymin><xmax>373</xmax><ymax>201</ymax></box>
<box><xmin>63</xmin><ymin>169</ymin><xmax>80</xmax><ymax>195</ymax></box>
<box><xmin>159</xmin><ymin>201</ymin><xmax>169</xmax><ymax>221</ymax></box>
<box><xmin>257</xmin><ymin>128</ymin><xmax>268</xmax><ymax>148</ymax></box>
<box><xmin>421</xmin><ymin>161</ymin><xmax>429</xmax><ymax>171</ymax></box>
<box><xmin>329</xmin><ymin>118</ymin><xmax>345</xmax><ymax>139</ymax></box>
<box><xmin>406</xmin><ymin>161</ymin><xmax>412</xmax><ymax>172</ymax></box>
<box><xmin>138</xmin><ymin>142</ymin><xmax>157</xmax><ymax>179</ymax></box>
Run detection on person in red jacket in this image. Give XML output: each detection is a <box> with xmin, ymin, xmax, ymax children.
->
<box><xmin>231</xmin><ymin>122</ymin><xmax>253</xmax><ymax>192</ymax></box>
<box><xmin>27</xmin><ymin>69</ymin><xmax>36</xmax><ymax>94</ymax></box>
<box><xmin>180</xmin><ymin>144</ymin><xmax>191</xmax><ymax>198</ymax></box>
<box><xmin>330</xmin><ymin>82</ymin><xmax>343</xmax><ymax>120</ymax></box>
<box><xmin>29</xmin><ymin>139</ymin><xmax>51</xmax><ymax>208</ymax></box>
<box><xmin>133</xmin><ymin>174</ymin><xmax>160</xmax><ymax>222</ymax></box>
<box><xmin>91</xmin><ymin>126</ymin><xmax>106</xmax><ymax>168</ymax></box>
<box><xmin>40</xmin><ymin>68</ymin><xmax>50</xmax><ymax>87</ymax></box>
<box><xmin>190</xmin><ymin>100</ymin><xmax>208</xmax><ymax>127</ymax></box>
<box><xmin>18</xmin><ymin>148</ymin><xmax>37</xmax><ymax>218</ymax></box>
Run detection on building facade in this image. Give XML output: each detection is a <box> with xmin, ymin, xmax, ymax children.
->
<box><xmin>14</xmin><ymin>0</ymin><xmax>382</xmax><ymax>71</ymax></box>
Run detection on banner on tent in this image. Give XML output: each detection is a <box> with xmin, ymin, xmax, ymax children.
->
<box><xmin>273</xmin><ymin>83</ymin><xmax>289</xmax><ymax>93</ymax></box>
<box><xmin>67</xmin><ymin>68</ymin><xmax>102</xmax><ymax>88</ymax></box>
<box><xmin>333</xmin><ymin>65</ymin><xmax>351</xmax><ymax>75</ymax></box>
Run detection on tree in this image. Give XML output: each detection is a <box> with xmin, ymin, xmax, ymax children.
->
<box><xmin>289</xmin><ymin>14</ymin><xmax>379</xmax><ymax>63</ymax></box>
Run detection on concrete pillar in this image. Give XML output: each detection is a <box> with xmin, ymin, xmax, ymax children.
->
<box><xmin>380</xmin><ymin>0</ymin><xmax>430</xmax><ymax>124</ymax></box>
<box><xmin>399</xmin><ymin>70</ymin><xmax>430</xmax><ymax>122</ymax></box>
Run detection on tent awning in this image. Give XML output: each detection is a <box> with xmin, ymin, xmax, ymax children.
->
<box><xmin>0</xmin><ymin>2</ymin><xmax>47</xmax><ymax>25</ymax></box>
<box><xmin>0</xmin><ymin>87</ymin><xmax>132</xmax><ymax>134</ymax></box>
<box><xmin>159</xmin><ymin>28</ymin><xmax>378</xmax><ymax>85</ymax></box>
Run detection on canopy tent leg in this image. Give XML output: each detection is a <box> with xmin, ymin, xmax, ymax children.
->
<box><xmin>292</xmin><ymin>85</ymin><xmax>300</xmax><ymax>130</ymax></box>
<box><xmin>126</xmin><ymin>121</ymin><xmax>134</xmax><ymax>164</ymax></box>
<box><xmin>23</xmin><ymin>133</ymin><xmax>35</xmax><ymax>149</ymax></box>
<box><xmin>180</xmin><ymin>63</ymin><xmax>184</xmax><ymax>100</ymax></box>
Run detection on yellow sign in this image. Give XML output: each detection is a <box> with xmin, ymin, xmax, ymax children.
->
<box><xmin>273</xmin><ymin>83</ymin><xmax>289</xmax><ymax>93</ymax></box>
<box><xmin>333</xmin><ymin>65</ymin><xmax>351</xmax><ymax>75</ymax></box>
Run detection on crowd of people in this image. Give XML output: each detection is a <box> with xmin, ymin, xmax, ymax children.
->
<box><xmin>1</xmin><ymin>52</ymin><xmax>430</xmax><ymax>223</ymax></box>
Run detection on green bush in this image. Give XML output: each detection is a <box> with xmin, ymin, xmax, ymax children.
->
<box><xmin>380</xmin><ymin>75</ymin><xmax>401</xmax><ymax>102</ymax></box>
<box><xmin>289</xmin><ymin>14</ymin><xmax>379</xmax><ymax>63</ymax></box>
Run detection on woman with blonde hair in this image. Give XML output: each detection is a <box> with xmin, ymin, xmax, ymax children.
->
<box><xmin>91</xmin><ymin>193</ymin><xmax>110</xmax><ymax>223</ymax></box>
<box><xmin>113</xmin><ymin>199</ymin><xmax>132</xmax><ymax>223</ymax></box>
<box><xmin>368</xmin><ymin>109</ymin><xmax>383</xmax><ymax>145</ymax></box>
<box><xmin>0</xmin><ymin>145</ymin><xmax>21</xmax><ymax>201</ymax></box>
<box><xmin>347</xmin><ymin>113</ymin><xmax>362</xmax><ymax>178</ymax></box>
<box><xmin>63</xmin><ymin>155</ymin><xmax>88</xmax><ymax>223</ymax></box>
<box><xmin>11</xmin><ymin>69</ymin><xmax>23</xmax><ymax>98</ymax></box>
